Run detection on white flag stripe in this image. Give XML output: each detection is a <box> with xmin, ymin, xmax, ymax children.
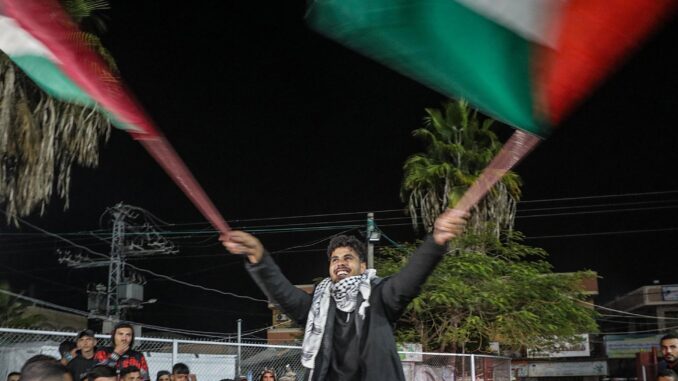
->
<box><xmin>455</xmin><ymin>0</ymin><xmax>568</xmax><ymax>47</ymax></box>
<box><xmin>0</xmin><ymin>16</ymin><xmax>58</xmax><ymax>60</ymax></box>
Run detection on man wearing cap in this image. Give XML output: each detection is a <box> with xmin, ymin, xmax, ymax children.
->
<box><xmin>222</xmin><ymin>208</ymin><xmax>468</xmax><ymax>381</ymax></box>
<box><xmin>67</xmin><ymin>330</ymin><xmax>98</xmax><ymax>381</ymax></box>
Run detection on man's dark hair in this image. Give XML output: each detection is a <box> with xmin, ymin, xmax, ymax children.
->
<box><xmin>58</xmin><ymin>340</ymin><xmax>76</xmax><ymax>357</ymax></box>
<box><xmin>219</xmin><ymin>379</ymin><xmax>235</xmax><ymax>381</ymax></box>
<box><xmin>22</xmin><ymin>355</ymin><xmax>58</xmax><ymax>369</ymax></box>
<box><xmin>20</xmin><ymin>356</ymin><xmax>68</xmax><ymax>381</ymax></box>
<box><xmin>120</xmin><ymin>366</ymin><xmax>141</xmax><ymax>379</ymax></box>
<box><xmin>111</xmin><ymin>322</ymin><xmax>135</xmax><ymax>347</ymax></box>
<box><xmin>661</xmin><ymin>333</ymin><xmax>678</xmax><ymax>343</ymax></box>
<box><xmin>7</xmin><ymin>372</ymin><xmax>21</xmax><ymax>380</ymax></box>
<box><xmin>658</xmin><ymin>370</ymin><xmax>678</xmax><ymax>381</ymax></box>
<box><xmin>86</xmin><ymin>365</ymin><xmax>117</xmax><ymax>381</ymax></box>
<box><xmin>171</xmin><ymin>363</ymin><xmax>189</xmax><ymax>375</ymax></box>
<box><xmin>156</xmin><ymin>371</ymin><xmax>171</xmax><ymax>381</ymax></box>
<box><xmin>326</xmin><ymin>235</ymin><xmax>366</xmax><ymax>262</ymax></box>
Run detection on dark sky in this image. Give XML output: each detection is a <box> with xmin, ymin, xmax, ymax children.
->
<box><xmin>2</xmin><ymin>2</ymin><xmax>678</xmax><ymax>337</ymax></box>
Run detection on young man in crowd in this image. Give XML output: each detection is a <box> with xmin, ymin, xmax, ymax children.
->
<box><xmin>67</xmin><ymin>329</ymin><xmax>98</xmax><ymax>381</ymax></box>
<box><xmin>222</xmin><ymin>208</ymin><xmax>468</xmax><ymax>380</ymax></box>
<box><xmin>86</xmin><ymin>366</ymin><xmax>117</xmax><ymax>381</ymax></box>
<box><xmin>94</xmin><ymin>322</ymin><xmax>149</xmax><ymax>381</ymax></box>
<box><xmin>120</xmin><ymin>367</ymin><xmax>142</xmax><ymax>381</ymax></box>
<box><xmin>20</xmin><ymin>356</ymin><xmax>72</xmax><ymax>381</ymax></box>
<box><xmin>660</xmin><ymin>333</ymin><xmax>678</xmax><ymax>373</ymax></box>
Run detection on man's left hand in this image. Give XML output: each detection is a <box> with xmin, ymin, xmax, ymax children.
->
<box><xmin>433</xmin><ymin>208</ymin><xmax>469</xmax><ymax>245</ymax></box>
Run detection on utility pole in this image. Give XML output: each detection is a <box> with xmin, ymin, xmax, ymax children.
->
<box><xmin>58</xmin><ymin>203</ymin><xmax>178</xmax><ymax>324</ymax></box>
<box><xmin>106</xmin><ymin>206</ymin><xmax>126</xmax><ymax>318</ymax></box>
<box><xmin>366</xmin><ymin>212</ymin><xmax>379</xmax><ymax>269</ymax></box>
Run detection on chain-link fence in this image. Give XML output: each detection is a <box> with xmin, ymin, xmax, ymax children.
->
<box><xmin>0</xmin><ymin>327</ymin><xmax>510</xmax><ymax>381</ymax></box>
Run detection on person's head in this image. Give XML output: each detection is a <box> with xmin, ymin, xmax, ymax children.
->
<box><xmin>20</xmin><ymin>356</ymin><xmax>72</xmax><ymax>381</ymax></box>
<box><xmin>259</xmin><ymin>369</ymin><xmax>276</xmax><ymax>381</ymax></box>
<box><xmin>76</xmin><ymin>330</ymin><xmax>97</xmax><ymax>354</ymax></box>
<box><xmin>326</xmin><ymin>235</ymin><xmax>366</xmax><ymax>283</ymax></box>
<box><xmin>7</xmin><ymin>372</ymin><xmax>21</xmax><ymax>381</ymax></box>
<box><xmin>86</xmin><ymin>365</ymin><xmax>117</xmax><ymax>381</ymax></box>
<box><xmin>111</xmin><ymin>322</ymin><xmax>135</xmax><ymax>348</ymax></box>
<box><xmin>171</xmin><ymin>363</ymin><xmax>189</xmax><ymax>381</ymax></box>
<box><xmin>658</xmin><ymin>370</ymin><xmax>678</xmax><ymax>381</ymax></box>
<box><xmin>661</xmin><ymin>333</ymin><xmax>678</xmax><ymax>364</ymax></box>
<box><xmin>58</xmin><ymin>340</ymin><xmax>76</xmax><ymax>360</ymax></box>
<box><xmin>156</xmin><ymin>371</ymin><xmax>171</xmax><ymax>381</ymax></box>
<box><xmin>120</xmin><ymin>367</ymin><xmax>141</xmax><ymax>381</ymax></box>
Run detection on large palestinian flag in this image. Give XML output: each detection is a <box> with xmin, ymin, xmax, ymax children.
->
<box><xmin>0</xmin><ymin>0</ymin><xmax>230</xmax><ymax>233</ymax></box>
<box><xmin>307</xmin><ymin>0</ymin><xmax>678</xmax><ymax>137</ymax></box>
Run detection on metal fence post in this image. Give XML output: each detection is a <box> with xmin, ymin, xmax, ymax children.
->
<box><xmin>471</xmin><ymin>354</ymin><xmax>476</xmax><ymax>381</ymax></box>
<box><xmin>172</xmin><ymin>339</ymin><xmax>178</xmax><ymax>366</ymax></box>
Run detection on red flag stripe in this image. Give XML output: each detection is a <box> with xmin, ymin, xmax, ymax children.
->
<box><xmin>539</xmin><ymin>0</ymin><xmax>678</xmax><ymax>125</ymax></box>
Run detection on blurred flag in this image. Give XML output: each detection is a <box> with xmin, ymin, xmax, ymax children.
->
<box><xmin>307</xmin><ymin>0</ymin><xmax>678</xmax><ymax>137</ymax></box>
<box><xmin>0</xmin><ymin>0</ymin><xmax>230</xmax><ymax>234</ymax></box>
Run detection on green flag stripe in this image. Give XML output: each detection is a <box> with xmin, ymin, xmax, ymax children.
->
<box><xmin>308</xmin><ymin>0</ymin><xmax>548</xmax><ymax>136</ymax></box>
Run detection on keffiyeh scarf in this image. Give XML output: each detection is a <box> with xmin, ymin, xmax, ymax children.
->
<box><xmin>301</xmin><ymin>269</ymin><xmax>377</xmax><ymax>370</ymax></box>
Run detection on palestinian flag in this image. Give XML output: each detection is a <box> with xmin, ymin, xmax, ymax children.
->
<box><xmin>0</xmin><ymin>0</ymin><xmax>230</xmax><ymax>233</ymax></box>
<box><xmin>307</xmin><ymin>0</ymin><xmax>678</xmax><ymax>137</ymax></box>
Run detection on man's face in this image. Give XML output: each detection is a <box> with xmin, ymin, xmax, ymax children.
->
<box><xmin>171</xmin><ymin>374</ymin><xmax>188</xmax><ymax>381</ymax></box>
<box><xmin>123</xmin><ymin>372</ymin><xmax>141</xmax><ymax>381</ymax></box>
<box><xmin>158</xmin><ymin>375</ymin><xmax>170</xmax><ymax>381</ymax></box>
<box><xmin>8</xmin><ymin>375</ymin><xmax>20</xmax><ymax>381</ymax></box>
<box><xmin>94</xmin><ymin>377</ymin><xmax>117</xmax><ymax>381</ymax></box>
<box><xmin>658</xmin><ymin>377</ymin><xmax>676</xmax><ymax>381</ymax></box>
<box><xmin>328</xmin><ymin>247</ymin><xmax>366</xmax><ymax>283</ymax></box>
<box><xmin>662</xmin><ymin>338</ymin><xmax>678</xmax><ymax>364</ymax></box>
<box><xmin>114</xmin><ymin>328</ymin><xmax>133</xmax><ymax>347</ymax></box>
<box><xmin>261</xmin><ymin>372</ymin><xmax>275</xmax><ymax>381</ymax></box>
<box><xmin>77</xmin><ymin>336</ymin><xmax>96</xmax><ymax>352</ymax></box>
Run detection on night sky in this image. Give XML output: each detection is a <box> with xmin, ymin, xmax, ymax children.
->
<box><xmin>2</xmin><ymin>2</ymin><xmax>678</xmax><ymax>338</ymax></box>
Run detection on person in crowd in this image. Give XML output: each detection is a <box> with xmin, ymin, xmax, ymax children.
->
<box><xmin>258</xmin><ymin>369</ymin><xmax>276</xmax><ymax>381</ymax></box>
<box><xmin>6</xmin><ymin>372</ymin><xmax>21</xmax><ymax>381</ymax></box>
<box><xmin>658</xmin><ymin>370</ymin><xmax>678</xmax><ymax>381</ymax></box>
<box><xmin>660</xmin><ymin>333</ymin><xmax>678</xmax><ymax>372</ymax></box>
<box><xmin>20</xmin><ymin>355</ymin><xmax>72</xmax><ymax>381</ymax></box>
<box><xmin>94</xmin><ymin>322</ymin><xmax>149</xmax><ymax>381</ymax></box>
<box><xmin>67</xmin><ymin>329</ymin><xmax>98</xmax><ymax>381</ymax></box>
<box><xmin>156</xmin><ymin>370</ymin><xmax>171</xmax><ymax>381</ymax></box>
<box><xmin>58</xmin><ymin>340</ymin><xmax>77</xmax><ymax>366</ymax></box>
<box><xmin>120</xmin><ymin>367</ymin><xmax>142</xmax><ymax>381</ymax></box>
<box><xmin>86</xmin><ymin>365</ymin><xmax>117</xmax><ymax>381</ymax></box>
<box><xmin>170</xmin><ymin>363</ymin><xmax>192</xmax><ymax>381</ymax></box>
<box><xmin>221</xmin><ymin>208</ymin><xmax>467</xmax><ymax>380</ymax></box>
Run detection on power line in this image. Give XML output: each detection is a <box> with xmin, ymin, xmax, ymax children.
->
<box><xmin>524</xmin><ymin>227</ymin><xmax>678</xmax><ymax>240</ymax></box>
<box><xmin>0</xmin><ymin>210</ymin><xmax>268</xmax><ymax>304</ymax></box>
<box><xmin>519</xmin><ymin>190</ymin><xmax>678</xmax><ymax>203</ymax></box>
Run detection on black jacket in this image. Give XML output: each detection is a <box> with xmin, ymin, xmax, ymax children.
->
<box><xmin>247</xmin><ymin>236</ymin><xmax>446</xmax><ymax>381</ymax></box>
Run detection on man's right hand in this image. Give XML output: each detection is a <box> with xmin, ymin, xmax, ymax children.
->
<box><xmin>114</xmin><ymin>343</ymin><xmax>129</xmax><ymax>356</ymax></box>
<box><xmin>220</xmin><ymin>231</ymin><xmax>264</xmax><ymax>264</ymax></box>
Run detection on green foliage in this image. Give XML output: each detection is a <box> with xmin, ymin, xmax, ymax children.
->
<box><xmin>0</xmin><ymin>282</ymin><xmax>44</xmax><ymax>328</ymax></box>
<box><xmin>376</xmin><ymin>231</ymin><xmax>598</xmax><ymax>353</ymax></box>
<box><xmin>401</xmin><ymin>99</ymin><xmax>521</xmax><ymax>237</ymax></box>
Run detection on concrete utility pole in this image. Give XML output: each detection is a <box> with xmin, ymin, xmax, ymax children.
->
<box><xmin>366</xmin><ymin>212</ymin><xmax>375</xmax><ymax>269</ymax></box>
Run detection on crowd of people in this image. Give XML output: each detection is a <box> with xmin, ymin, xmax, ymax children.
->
<box><xmin>5</xmin><ymin>322</ymin><xmax>295</xmax><ymax>381</ymax></box>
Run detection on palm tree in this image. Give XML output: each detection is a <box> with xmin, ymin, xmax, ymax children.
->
<box><xmin>0</xmin><ymin>0</ymin><xmax>113</xmax><ymax>224</ymax></box>
<box><xmin>401</xmin><ymin>99</ymin><xmax>522</xmax><ymax>237</ymax></box>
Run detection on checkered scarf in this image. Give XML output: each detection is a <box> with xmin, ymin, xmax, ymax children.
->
<box><xmin>301</xmin><ymin>269</ymin><xmax>377</xmax><ymax>371</ymax></box>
